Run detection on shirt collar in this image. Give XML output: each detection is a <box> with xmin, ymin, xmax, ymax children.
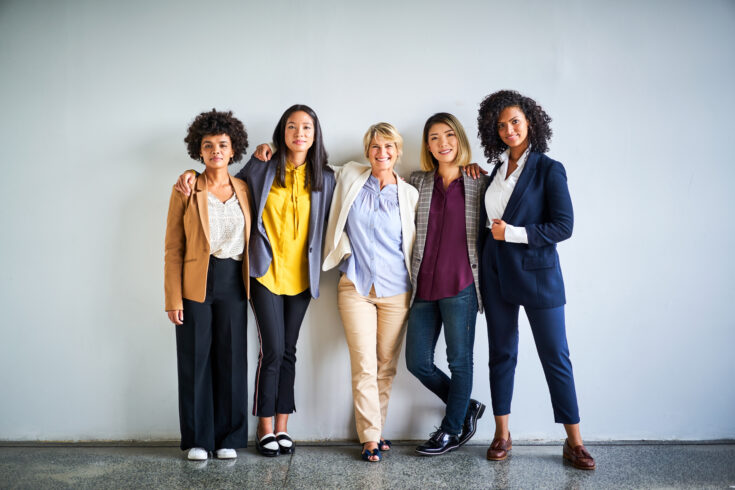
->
<box><xmin>286</xmin><ymin>161</ymin><xmax>307</xmax><ymax>174</ymax></box>
<box><xmin>498</xmin><ymin>146</ymin><xmax>531</xmax><ymax>172</ymax></box>
<box><xmin>433</xmin><ymin>170</ymin><xmax>464</xmax><ymax>183</ymax></box>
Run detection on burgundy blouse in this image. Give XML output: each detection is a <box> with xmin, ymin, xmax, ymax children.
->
<box><xmin>415</xmin><ymin>173</ymin><xmax>474</xmax><ymax>301</ymax></box>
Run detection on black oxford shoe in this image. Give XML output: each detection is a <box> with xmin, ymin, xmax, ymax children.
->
<box><xmin>415</xmin><ymin>430</ymin><xmax>460</xmax><ymax>456</ymax></box>
<box><xmin>458</xmin><ymin>399</ymin><xmax>486</xmax><ymax>447</ymax></box>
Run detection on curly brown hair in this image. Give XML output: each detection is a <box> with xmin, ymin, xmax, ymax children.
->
<box><xmin>184</xmin><ymin>109</ymin><xmax>248</xmax><ymax>164</ymax></box>
<box><xmin>477</xmin><ymin>90</ymin><xmax>552</xmax><ymax>163</ymax></box>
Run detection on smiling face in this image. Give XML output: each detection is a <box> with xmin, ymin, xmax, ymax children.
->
<box><xmin>497</xmin><ymin>106</ymin><xmax>530</xmax><ymax>151</ymax></box>
<box><xmin>200</xmin><ymin>133</ymin><xmax>234</xmax><ymax>169</ymax></box>
<box><xmin>427</xmin><ymin>122</ymin><xmax>458</xmax><ymax>165</ymax></box>
<box><xmin>284</xmin><ymin>110</ymin><xmax>314</xmax><ymax>160</ymax></box>
<box><xmin>368</xmin><ymin>135</ymin><xmax>398</xmax><ymax>173</ymax></box>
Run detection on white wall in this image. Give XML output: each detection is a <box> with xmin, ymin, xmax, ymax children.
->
<box><xmin>1</xmin><ymin>0</ymin><xmax>733</xmax><ymax>442</ymax></box>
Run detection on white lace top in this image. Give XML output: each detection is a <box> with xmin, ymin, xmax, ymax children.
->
<box><xmin>208</xmin><ymin>192</ymin><xmax>245</xmax><ymax>261</ymax></box>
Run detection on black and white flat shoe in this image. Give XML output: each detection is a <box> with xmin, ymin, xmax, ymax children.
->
<box><xmin>275</xmin><ymin>432</ymin><xmax>295</xmax><ymax>454</ymax></box>
<box><xmin>256</xmin><ymin>433</ymin><xmax>280</xmax><ymax>457</ymax></box>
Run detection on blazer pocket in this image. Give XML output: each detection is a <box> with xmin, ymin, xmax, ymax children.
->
<box><xmin>522</xmin><ymin>254</ymin><xmax>554</xmax><ymax>270</ymax></box>
<box><xmin>183</xmin><ymin>258</ymin><xmax>197</xmax><ymax>264</ymax></box>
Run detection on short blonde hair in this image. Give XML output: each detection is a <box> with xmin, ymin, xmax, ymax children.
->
<box><xmin>363</xmin><ymin>122</ymin><xmax>403</xmax><ymax>159</ymax></box>
<box><xmin>420</xmin><ymin>113</ymin><xmax>472</xmax><ymax>171</ymax></box>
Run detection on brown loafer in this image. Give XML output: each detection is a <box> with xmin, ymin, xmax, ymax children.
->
<box><xmin>486</xmin><ymin>433</ymin><xmax>511</xmax><ymax>461</ymax></box>
<box><xmin>563</xmin><ymin>439</ymin><xmax>596</xmax><ymax>470</ymax></box>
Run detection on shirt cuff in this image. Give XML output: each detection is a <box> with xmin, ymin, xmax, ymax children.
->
<box><xmin>505</xmin><ymin>225</ymin><xmax>528</xmax><ymax>244</ymax></box>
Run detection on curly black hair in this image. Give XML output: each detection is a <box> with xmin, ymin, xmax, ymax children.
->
<box><xmin>477</xmin><ymin>90</ymin><xmax>552</xmax><ymax>164</ymax></box>
<box><xmin>184</xmin><ymin>109</ymin><xmax>248</xmax><ymax>164</ymax></box>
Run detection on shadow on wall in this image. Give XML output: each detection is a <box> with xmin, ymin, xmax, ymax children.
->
<box><xmin>114</xmin><ymin>131</ymin><xmax>199</xmax><ymax>439</ymax></box>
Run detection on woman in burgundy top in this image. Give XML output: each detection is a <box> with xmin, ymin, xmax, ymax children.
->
<box><xmin>405</xmin><ymin>113</ymin><xmax>487</xmax><ymax>456</ymax></box>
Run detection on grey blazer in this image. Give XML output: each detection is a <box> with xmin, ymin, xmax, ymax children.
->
<box><xmin>236</xmin><ymin>156</ymin><xmax>336</xmax><ymax>299</ymax></box>
<box><xmin>409</xmin><ymin>171</ymin><xmax>487</xmax><ymax>312</ymax></box>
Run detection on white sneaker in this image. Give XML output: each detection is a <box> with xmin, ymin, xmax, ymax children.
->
<box><xmin>215</xmin><ymin>448</ymin><xmax>237</xmax><ymax>459</ymax></box>
<box><xmin>187</xmin><ymin>447</ymin><xmax>208</xmax><ymax>460</ymax></box>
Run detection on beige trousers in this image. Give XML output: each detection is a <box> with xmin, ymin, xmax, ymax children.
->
<box><xmin>337</xmin><ymin>274</ymin><xmax>411</xmax><ymax>443</ymax></box>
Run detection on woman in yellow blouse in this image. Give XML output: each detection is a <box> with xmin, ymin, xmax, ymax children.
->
<box><xmin>176</xmin><ymin>105</ymin><xmax>336</xmax><ymax>457</ymax></box>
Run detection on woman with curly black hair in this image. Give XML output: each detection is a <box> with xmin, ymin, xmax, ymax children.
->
<box><xmin>477</xmin><ymin>90</ymin><xmax>595</xmax><ymax>470</ymax></box>
<box><xmin>165</xmin><ymin>109</ymin><xmax>252</xmax><ymax>461</ymax></box>
<box><xmin>175</xmin><ymin>104</ymin><xmax>336</xmax><ymax>457</ymax></box>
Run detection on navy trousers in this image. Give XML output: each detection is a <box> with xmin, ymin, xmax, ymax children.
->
<box><xmin>481</xmin><ymin>238</ymin><xmax>580</xmax><ymax>424</ymax></box>
<box><xmin>175</xmin><ymin>256</ymin><xmax>248</xmax><ymax>451</ymax></box>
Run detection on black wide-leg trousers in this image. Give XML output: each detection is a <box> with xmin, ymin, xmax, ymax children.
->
<box><xmin>175</xmin><ymin>256</ymin><xmax>248</xmax><ymax>451</ymax></box>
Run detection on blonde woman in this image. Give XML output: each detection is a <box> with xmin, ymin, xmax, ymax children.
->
<box><xmin>322</xmin><ymin>123</ymin><xmax>418</xmax><ymax>462</ymax></box>
<box><xmin>406</xmin><ymin>113</ymin><xmax>487</xmax><ymax>456</ymax></box>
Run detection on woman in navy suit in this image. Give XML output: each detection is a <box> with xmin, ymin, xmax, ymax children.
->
<box><xmin>477</xmin><ymin>90</ymin><xmax>595</xmax><ymax>470</ymax></box>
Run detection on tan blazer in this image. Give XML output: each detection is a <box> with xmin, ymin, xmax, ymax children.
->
<box><xmin>164</xmin><ymin>174</ymin><xmax>252</xmax><ymax>311</ymax></box>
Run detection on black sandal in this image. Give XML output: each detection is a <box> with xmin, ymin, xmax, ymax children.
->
<box><xmin>276</xmin><ymin>432</ymin><xmax>295</xmax><ymax>455</ymax></box>
<box><xmin>361</xmin><ymin>446</ymin><xmax>382</xmax><ymax>463</ymax></box>
<box><xmin>255</xmin><ymin>433</ymin><xmax>279</xmax><ymax>457</ymax></box>
<box><xmin>379</xmin><ymin>438</ymin><xmax>392</xmax><ymax>451</ymax></box>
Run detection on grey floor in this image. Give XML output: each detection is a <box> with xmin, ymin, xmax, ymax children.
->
<box><xmin>1</xmin><ymin>442</ymin><xmax>734</xmax><ymax>489</ymax></box>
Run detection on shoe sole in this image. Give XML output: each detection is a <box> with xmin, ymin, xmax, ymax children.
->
<box><xmin>415</xmin><ymin>445</ymin><xmax>459</xmax><ymax>456</ymax></box>
<box><xmin>563</xmin><ymin>453</ymin><xmax>596</xmax><ymax>470</ymax></box>
<box><xmin>487</xmin><ymin>444</ymin><xmax>511</xmax><ymax>461</ymax></box>
<box><xmin>458</xmin><ymin>403</ymin><xmax>486</xmax><ymax>447</ymax></box>
<box><xmin>255</xmin><ymin>444</ymin><xmax>280</xmax><ymax>457</ymax></box>
<box><xmin>215</xmin><ymin>453</ymin><xmax>237</xmax><ymax>459</ymax></box>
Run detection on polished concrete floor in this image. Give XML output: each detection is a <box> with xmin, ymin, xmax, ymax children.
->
<box><xmin>1</xmin><ymin>442</ymin><xmax>734</xmax><ymax>489</ymax></box>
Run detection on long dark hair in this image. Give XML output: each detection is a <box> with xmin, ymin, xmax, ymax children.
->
<box><xmin>271</xmin><ymin>104</ymin><xmax>329</xmax><ymax>192</ymax></box>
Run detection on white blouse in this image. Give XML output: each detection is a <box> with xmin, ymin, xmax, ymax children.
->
<box><xmin>484</xmin><ymin>147</ymin><xmax>530</xmax><ymax>244</ymax></box>
<box><xmin>208</xmin><ymin>192</ymin><xmax>245</xmax><ymax>260</ymax></box>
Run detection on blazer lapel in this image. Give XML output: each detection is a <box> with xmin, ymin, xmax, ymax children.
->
<box><xmin>230</xmin><ymin>175</ymin><xmax>251</xmax><ymax>241</ymax></box>
<box><xmin>415</xmin><ymin>171</ymin><xmax>436</xmax><ymax>259</ymax></box>
<box><xmin>333</xmin><ymin>165</ymin><xmax>372</xmax><ymax>246</ymax></box>
<box><xmin>195</xmin><ymin>175</ymin><xmax>210</xmax><ymax>245</ymax></box>
<box><xmin>464</xmin><ymin>175</ymin><xmax>477</xmax><ymax>245</ymax></box>
<box><xmin>502</xmin><ymin>152</ymin><xmax>538</xmax><ymax>222</ymax></box>
<box><xmin>258</xmin><ymin>162</ymin><xmax>277</xmax><ymax>229</ymax></box>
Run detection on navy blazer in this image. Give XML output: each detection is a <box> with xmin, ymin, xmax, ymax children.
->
<box><xmin>236</xmin><ymin>156</ymin><xmax>335</xmax><ymax>299</ymax></box>
<box><xmin>479</xmin><ymin>152</ymin><xmax>573</xmax><ymax>309</ymax></box>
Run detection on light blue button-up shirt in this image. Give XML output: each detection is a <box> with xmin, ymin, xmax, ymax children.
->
<box><xmin>339</xmin><ymin>175</ymin><xmax>411</xmax><ymax>297</ymax></box>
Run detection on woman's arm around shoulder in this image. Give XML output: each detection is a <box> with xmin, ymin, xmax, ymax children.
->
<box><xmin>234</xmin><ymin>154</ymin><xmax>262</xmax><ymax>181</ymax></box>
<box><xmin>408</xmin><ymin>170</ymin><xmax>427</xmax><ymax>189</ymax></box>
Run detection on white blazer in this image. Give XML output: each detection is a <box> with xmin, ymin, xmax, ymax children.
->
<box><xmin>322</xmin><ymin>161</ymin><xmax>419</xmax><ymax>277</ymax></box>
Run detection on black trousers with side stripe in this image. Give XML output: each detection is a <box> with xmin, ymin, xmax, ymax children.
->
<box><xmin>175</xmin><ymin>256</ymin><xmax>248</xmax><ymax>451</ymax></box>
<box><xmin>249</xmin><ymin>278</ymin><xmax>311</xmax><ymax>418</ymax></box>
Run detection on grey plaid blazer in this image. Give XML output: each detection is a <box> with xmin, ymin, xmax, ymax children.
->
<box><xmin>409</xmin><ymin>170</ymin><xmax>487</xmax><ymax>312</ymax></box>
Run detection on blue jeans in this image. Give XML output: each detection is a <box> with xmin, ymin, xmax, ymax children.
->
<box><xmin>405</xmin><ymin>284</ymin><xmax>478</xmax><ymax>435</ymax></box>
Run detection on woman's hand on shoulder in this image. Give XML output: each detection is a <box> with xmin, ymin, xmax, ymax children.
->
<box><xmin>174</xmin><ymin>171</ymin><xmax>197</xmax><ymax>196</ymax></box>
<box><xmin>254</xmin><ymin>143</ymin><xmax>272</xmax><ymax>162</ymax></box>
<box><xmin>167</xmin><ymin>310</ymin><xmax>184</xmax><ymax>325</ymax></box>
<box><xmin>463</xmin><ymin>162</ymin><xmax>488</xmax><ymax>180</ymax></box>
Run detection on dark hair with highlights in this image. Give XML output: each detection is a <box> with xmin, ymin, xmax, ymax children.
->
<box><xmin>271</xmin><ymin>104</ymin><xmax>329</xmax><ymax>192</ymax></box>
<box><xmin>184</xmin><ymin>108</ymin><xmax>248</xmax><ymax>164</ymax></box>
<box><xmin>477</xmin><ymin>90</ymin><xmax>553</xmax><ymax>164</ymax></box>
